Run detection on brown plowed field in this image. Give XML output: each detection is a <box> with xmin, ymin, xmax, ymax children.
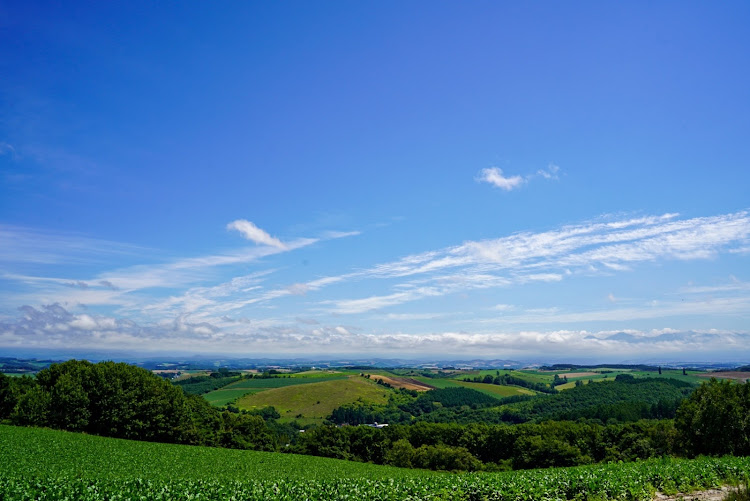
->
<box><xmin>365</xmin><ymin>374</ymin><xmax>435</xmax><ymax>391</ymax></box>
<box><xmin>698</xmin><ymin>371</ymin><xmax>750</xmax><ymax>382</ymax></box>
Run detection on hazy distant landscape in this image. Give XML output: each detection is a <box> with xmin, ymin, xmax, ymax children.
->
<box><xmin>1</xmin><ymin>356</ymin><xmax>749</xmax><ymax>499</ymax></box>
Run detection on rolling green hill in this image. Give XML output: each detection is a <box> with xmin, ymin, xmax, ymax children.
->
<box><xmin>203</xmin><ymin>375</ymin><xmax>347</xmax><ymax>407</ymax></box>
<box><xmin>454</xmin><ymin>380</ymin><xmax>535</xmax><ymax>397</ymax></box>
<box><xmin>235</xmin><ymin>376</ymin><xmax>391</xmax><ymax>422</ymax></box>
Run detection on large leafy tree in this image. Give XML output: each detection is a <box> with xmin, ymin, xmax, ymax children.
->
<box><xmin>675</xmin><ymin>378</ymin><xmax>750</xmax><ymax>456</ymax></box>
<box><xmin>13</xmin><ymin>360</ymin><xmax>196</xmax><ymax>443</ymax></box>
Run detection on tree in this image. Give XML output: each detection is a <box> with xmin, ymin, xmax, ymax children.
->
<box><xmin>385</xmin><ymin>438</ymin><xmax>414</xmax><ymax>468</ymax></box>
<box><xmin>0</xmin><ymin>374</ymin><xmax>36</xmax><ymax>419</ymax></box>
<box><xmin>11</xmin><ymin>386</ymin><xmax>51</xmax><ymax>426</ymax></box>
<box><xmin>675</xmin><ymin>378</ymin><xmax>750</xmax><ymax>456</ymax></box>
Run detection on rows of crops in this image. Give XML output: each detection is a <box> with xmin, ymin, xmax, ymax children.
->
<box><xmin>1</xmin><ymin>425</ymin><xmax>749</xmax><ymax>500</ymax></box>
<box><xmin>2</xmin><ymin>455</ymin><xmax>748</xmax><ymax>500</ymax></box>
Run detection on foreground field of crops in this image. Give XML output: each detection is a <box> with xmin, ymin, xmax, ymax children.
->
<box><xmin>1</xmin><ymin>425</ymin><xmax>749</xmax><ymax>500</ymax></box>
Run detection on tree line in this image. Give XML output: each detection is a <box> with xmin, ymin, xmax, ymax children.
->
<box><xmin>0</xmin><ymin>360</ymin><xmax>276</xmax><ymax>450</ymax></box>
<box><xmin>0</xmin><ymin>361</ymin><xmax>748</xmax><ymax>472</ymax></box>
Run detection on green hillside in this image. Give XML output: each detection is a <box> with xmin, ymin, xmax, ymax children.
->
<box><xmin>2</xmin><ymin>424</ymin><xmax>748</xmax><ymax>500</ymax></box>
<box><xmin>235</xmin><ymin>376</ymin><xmax>391</xmax><ymax>422</ymax></box>
<box><xmin>203</xmin><ymin>375</ymin><xmax>347</xmax><ymax>407</ymax></box>
<box><xmin>454</xmin><ymin>380</ymin><xmax>535</xmax><ymax>397</ymax></box>
<box><xmin>0</xmin><ymin>424</ymin><xmax>423</xmax><ymax>482</ymax></box>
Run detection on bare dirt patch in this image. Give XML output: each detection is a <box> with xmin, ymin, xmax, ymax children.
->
<box><xmin>655</xmin><ymin>486</ymin><xmax>737</xmax><ymax>500</ymax></box>
<box><xmin>699</xmin><ymin>372</ymin><xmax>750</xmax><ymax>382</ymax></box>
<box><xmin>365</xmin><ymin>374</ymin><xmax>435</xmax><ymax>391</ymax></box>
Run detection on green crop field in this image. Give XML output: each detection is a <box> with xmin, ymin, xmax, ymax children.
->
<box><xmin>454</xmin><ymin>381</ymin><xmax>535</xmax><ymax>398</ymax></box>
<box><xmin>291</xmin><ymin>370</ymin><xmax>354</xmax><ymax>378</ymax></box>
<box><xmin>461</xmin><ymin>370</ymin><xmax>553</xmax><ymax>384</ymax></box>
<box><xmin>203</xmin><ymin>387</ymin><xmax>265</xmax><ymax>406</ymax></box>
<box><xmin>414</xmin><ymin>376</ymin><xmax>463</xmax><ymax>389</ymax></box>
<box><xmin>0</xmin><ymin>424</ymin><xmax>428</xmax><ymax>483</ymax></box>
<box><xmin>2</xmin><ymin>424</ymin><xmax>749</xmax><ymax>500</ymax></box>
<box><xmin>235</xmin><ymin>376</ymin><xmax>391</xmax><ymax>422</ymax></box>
<box><xmin>203</xmin><ymin>375</ymin><xmax>348</xmax><ymax>407</ymax></box>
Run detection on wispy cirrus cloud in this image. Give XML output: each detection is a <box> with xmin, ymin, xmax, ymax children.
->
<box><xmin>315</xmin><ymin>211</ymin><xmax>750</xmax><ymax>314</ymax></box>
<box><xmin>0</xmin><ymin>142</ymin><xmax>17</xmax><ymax>158</ymax></box>
<box><xmin>0</xmin><ymin>222</ymin><xmax>355</xmax><ymax>316</ymax></box>
<box><xmin>126</xmin><ymin>210</ymin><xmax>749</xmax><ymax>318</ymax></box>
<box><xmin>477</xmin><ymin>295</ymin><xmax>750</xmax><ymax>326</ymax></box>
<box><xmin>0</xmin><ymin>225</ymin><xmax>148</xmax><ymax>266</ymax></box>
<box><xmin>227</xmin><ymin>220</ymin><xmax>287</xmax><ymax>249</ymax></box>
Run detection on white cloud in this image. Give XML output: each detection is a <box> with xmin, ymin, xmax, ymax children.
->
<box><xmin>227</xmin><ymin>220</ymin><xmax>287</xmax><ymax>249</ymax></box>
<box><xmin>320</xmin><ymin>230</ymin><xmax>361</xmax><ymax>239</ymax></box>
<box><xmin>1</xmin><ymin>304</ymin><xmax>748</xmax><ymax>359</ymax></box>
<box><xmin>679</xmin><ymin>278</ymin><xmax>750</xmax><ymax>295</ymax></box>
<box><xmin>477</xmin><ymin>163</ymin><xmax>562</xmax><ymax>192</ymax></box>
<box><xmin>379</xmin><ymin>312</ymin><xmax>447</xmax><ymax>321</ymax></box>
<box><xmin>286</xmin><ymin>283</ymin><xmax>309</xmax><ymax>295</ymax></box>
<box><xmin>479</xmin><ymin>295</ymin><xmax>750</xmax><ymax>326</ymax></box>
<box><xmin>477</xmin><ymin>167</ymin><xmax>525</xmax><ymax>191</ymax></box>
<box><xmin>324</xmin><ymin>287</ymin><xmax>444</xmax><ymax>314</ymax></box>
<box><xmin>536</xmin><ymin>163</ymin><xmax>560</xmax><ymax>180</ymax></box>
<box><xmin>312</xmin><ymin>211</ymin><xmax>750</xmax><ymax>315</ymax></box>
<box><xmin>69</xmin><ymin>314</ymin><xmax>98</xmax><ymax>330</ymax></box>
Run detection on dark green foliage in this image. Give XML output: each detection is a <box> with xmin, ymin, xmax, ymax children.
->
<box><xmin>498</xmin><ymin>378</ymin><xmax>693</xmax><ymax>424</ymax></box>
<box><xmin>5</xmin><ymin>360</ymin><xmax>276</xmax><ymax>452</ymax></box>
<box><xmin>174</xmin><ymin>375</ymin><xmax>239</xmax><ymax>395</ymax></box>
<box><xmin>247</xmin><ymin>405</ymin><xmax>281</xmax><ymax>420</ymax></box>
<box><xmin>329</xmin><ymin>387</ymin><xmax>502</xmax><ymax>425</ymax></box>
<box><xmin>464</xmin><ymin>373</ymin><xmax>557</xmax><ymax>394</ymax></box>
<box><xmin>414</xmin><ymin>387</ymin><xmax>499</xmax><ymax>408</ymax></box>
<box><xmin>331</xmin><ymin>378</ymin><xmax>688</xmax><ymax>427</ymax></box>
<box><xmin>0</xmin><ymin>373</ymin><xmax>36</xmax><ymax>420</ymax></box>
<box><xmin>329</xmin><ymin>400</ymin><xmax>412</xmax><ymax>425</ymax></box>
<box><xmin>541</xmin><ymin>364</ymin><xmax>659</xmax><ymax>372</ymax></box>
<box><xmin>294</xmin><ymin>417</ymin><xmax>680</xmax><ymax>471</ymax></box>
<box><xmin>12</xmin><ymin>360</ymin><xmax>196</xmax><ymax>442</ymax></box>
<box><xmin>676</xmin><ymin>378</ymin><xmax>750</xmax><ymax>456</ymax></box>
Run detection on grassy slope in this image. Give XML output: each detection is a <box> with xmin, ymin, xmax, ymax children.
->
<box><xmin>0</xmin><ymin>424</ymin><xmax>429</xmax><ymax>482</ymax></box>
<box><xmin>454</xmin><ymin>380</ymin><xmax>535</xmax><ymax>397</ymax></box>
<box><xmin>203</xmin><ymin>375</ymin><xmax>347</xmax><ymax>407</ymax></box>
<box><xmin>235</xmin><ymin>376</ymin><xmax>390</xmax><ymax>422</ymax></box>
<box><xmin>414</xmin><ymin>377</ymin><xmax>463</xmax><ymax>389</ymax></box>
<box><xmin>2</xmin><ymin>424</ymin><xmax>748</xmax><ymax>501</ymax></box>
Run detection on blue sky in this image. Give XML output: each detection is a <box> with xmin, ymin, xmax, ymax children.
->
<box><xmin>1</xmin><ymin>1</ymin><xmax>749</xmax><ymax>362</ymax></box>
